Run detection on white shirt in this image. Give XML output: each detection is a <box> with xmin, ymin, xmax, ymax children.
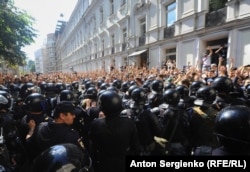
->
<box><xmin>202</xmin><ymin>55</ymin><xmax>211</xmax><ymax>67</ymax></box>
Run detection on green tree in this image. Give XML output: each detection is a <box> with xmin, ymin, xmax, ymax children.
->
<box><xmin>29</xmin><ymin>63</ymin><xmax>35</xmax><ymax>73</ymax></box>
<box><xmin>0</xmin><ymin>0</ymin><xmax>37</xmax><ymax>65</ymax></box>
<box><xmin>209</xmin><ymin>0</ymin><xmax>228</xmax><ymax>12</ymax></box>
<box><xmin>27</xmin><ymin>59</ymin><xmax>35</xmax><ymax>72</ymax></box>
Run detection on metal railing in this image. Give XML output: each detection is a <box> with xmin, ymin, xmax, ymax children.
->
<box><xmin>205</xmin><ymin>7</ymin><xmax>226</xmax><ymax>27</ymax></box>
<box><xmin>139</xmin><ymin>35</ymin><xmax>146</xmax><ymax>46</ymax></box>
<box><xmin>164</xmin><ymin>25</ymin><xmax>175</xmax><ymax>39</ymax></box>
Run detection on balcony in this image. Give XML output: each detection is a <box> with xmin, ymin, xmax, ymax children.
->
<box><xmin>164</xmin><ymin>25</ymin><xmax>175</xmax><ymax>39</ymax></box>
<box><xmin>205</xmin><ymin>7</ymin><xmax>226</xmax><ymax>27</ymax></box>
<box><xmin>139</xmin><ymin>35</ymin><xmax>146</xmax><ymax>46</ymax></box>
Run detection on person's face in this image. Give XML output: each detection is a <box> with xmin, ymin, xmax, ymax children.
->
<box><xmin>62</xmin><ymin>112</ymin><xmax>75</xmax><ymax>125</ymax></box>
<box><xmin>211</xmin><ymin>65</ymin><xmax>217</xmax><ymax>70</ymax></box>
<box><xmin>228</xmin><ymin>70</ymin><xmax>236</xmax><ymax>78</ymax></box>
<box><xmin>242</xmin><ymin>70</ymin><xmax>249</xmax><ymax>78</ymax></box>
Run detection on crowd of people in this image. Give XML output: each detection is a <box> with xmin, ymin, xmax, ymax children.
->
<box><xmin>0</xmin><ymin>52</ymin><xmax>250</xmax><ymax>171</ymax></box>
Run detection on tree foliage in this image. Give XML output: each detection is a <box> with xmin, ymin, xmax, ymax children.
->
<box><xmin>209</xmin><ymin>0</ymin><xmax>228</xmax><ymax>12</ymax></box>
<box><xmin>0</xmin><ymin>0</ymin><xmax>37</xmax><ymax>65</ymax></box>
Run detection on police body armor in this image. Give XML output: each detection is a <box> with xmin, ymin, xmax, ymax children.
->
<box><xmin>162</xmin><ymin>105</ymin><xmax>191</xmax><ymax>155</ymax></box>
<box><xmin>121</xmin><ymin>103</ymin><xmax>161</xmax><ymax>155</ymax></box>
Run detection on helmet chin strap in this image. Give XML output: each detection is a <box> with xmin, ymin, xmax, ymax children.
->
<box><xmin>80</xmin><ymin>157</ymin><xmax>93</xmax><ymax>172</ymax></box>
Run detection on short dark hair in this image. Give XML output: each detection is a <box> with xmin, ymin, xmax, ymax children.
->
<box><xmin>53</xmin><ymin>101</ymin><xmax>77</xmax><ymax>118</ymax></box>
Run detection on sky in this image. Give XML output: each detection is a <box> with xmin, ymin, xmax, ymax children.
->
<box><xmin>14</xmin><ymin>0</ymin><xmax>78</xmax><ymax>60</ymax></box>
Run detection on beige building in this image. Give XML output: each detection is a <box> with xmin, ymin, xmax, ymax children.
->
<box><xmin>52</xmin><ymin>0</ymin><xmax>250</xmax><ymax>73</ymax></box>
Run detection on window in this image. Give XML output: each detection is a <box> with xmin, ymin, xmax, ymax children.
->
<box><xmin>122</xmin><ymin>28</ymin><xmax>127</xmax><ymax>43</ymax></box>
<box><xmin>166</xmin><ymin>2</ymin><xmax>176</xmax><ymax>27</ymax></box>
<box><xmin>165</xmin><ymin>48</ymin><xmax>176</xmax><ymax>61</ymax></box>
<box><xmin>102</xmin><ymin>40</ymin><xmax>105</xmax><ymax>56</ymax></box>
<box><xmin>140</xmin><ymin>18</ymin><xmax>146</xmax><ymax>36</ymax></box>
<box><xmin>122</xmin><ymin>28</ymin><xmax>127</xmax><ymax>50</ymax></box>
<box><xmin>111</xmin><ymin>34</ymin><xmax>115</xmax><ymax>54</ymax></box>
<box><xmin>110</xmin><ymin>0</ymin><xmax>114</xmax><ymax>15</ymax></box>
<box><xmin>121</xmin><ymin>0</ymin><xmax>126</xmax><ymax>6</ymax></box>
<box><xmin>111</xmin><ymin>34</ymin><xmax>115</xmax><ymax>47</ymax></box>
<box><xmin>95</xmin><ymin>43</ymin><xmax>98</xmax><ymax>58</ymax></box>
<box><xmin>100</xmin><ymin>7</ymin><xmax>103</xmax><ymax>23</ymax></box>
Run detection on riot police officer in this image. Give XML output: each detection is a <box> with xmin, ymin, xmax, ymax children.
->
<box><xmin>121</xmin><ymin>87</ymin><xmax>162</xmax><ymax>155</ymax></box>
<box><xmin>193</xmin><ymin>105</ymin><xmax>250</xmax><ymax>155</ymax></box>
<box><xmin>0</xmin><ymin>94</ymin><xmax>23</xmax><ymax>171</ymax></box>
<box><xmin>20</xmin><ymin>93</ymin><xmax>52</xmax><ymax>162</ymax></box>
<box><xmin>211</xmin><ymin>76</ymin><xmax>246</xmax><ymax>110</ymax></box>
<box><xmin>31</xmin><ymin>143</ymin><xmax>93</xmax><ymax>172</ymax></box>
<box><xmin>147</xmin><ymin>79</ymin><xmax>164</xmax><ymax>108</ymax></box>
<box><xmin>188</xmin><ymin>86</ymin><xmax>219</xmax><ymax>150</ymax></box>
<box><xmin>89</xmin><ymin>90</ymin><xmax>140</xmax><ymax>172</ymax></box>
<box><xmin>34</xmin><ymin>101</ymin><xmax>87</xmax><ymax>161</ymax></box>
<box><xmin>160</xmin><ymin>89</ymin><xmax>190</xmax><ymax>155</ymax></box>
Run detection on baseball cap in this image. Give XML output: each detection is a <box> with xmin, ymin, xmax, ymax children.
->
<box><xmin>53</xmin><ymin>101</ymin><xmax>77</xmax><ymax>118</ymax></box>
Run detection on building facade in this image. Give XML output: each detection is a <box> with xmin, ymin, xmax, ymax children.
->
<box><xmin>54</xmin><ymin>0</ymin><xmax>250</xmax><ymax>73</ymax></box>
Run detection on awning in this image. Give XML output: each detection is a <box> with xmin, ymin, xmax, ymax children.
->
<box><xmin>128</xmin><ymin>49</ymin><xmax>147</xmax><ymax>57</ymax></box>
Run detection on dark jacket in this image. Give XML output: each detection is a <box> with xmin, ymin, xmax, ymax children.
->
<box><xmin>89</xmin><ymin>115</ymin><xmax>140</xmax><ymax>172</ymax></box>
<box><xmin>36</xmin><ymin>121</ymin><xmax>83</xmax><ymax>154</ymax></box>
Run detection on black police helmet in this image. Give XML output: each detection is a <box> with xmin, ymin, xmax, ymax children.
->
<box><xmin>142</xmin><ymin>81</ymin><xmax>151</xmax><ymax>93</ymax></box>
<box><xmin>196</xmin><ymin>86</ymin><xmax>216</xmax><ymax>102</ymax></box>
<box><xmin>112</xmin><ymin>79</ymin><xmax>122</xmax><ymax>90</ymax></box>
<box><xmin>98</xmin><ymin>90</ymin><xmax>122</xmax><ymax>117</ymax></box>
<box><xmin>0</xmin><ymin>90</ymin><xmax>11</xmax><ymax>109</ymax></box>
<box><xmin>163</xmin><ymin>88</ymin><xmax>180</xmax><ymax>105</ymax></box>
<box><xmin>24</xmin><ymin>93</ymin><xmax>46</xmax><ymax>112</ymax></box>
<box><xmin>131</xmin><ymin>87</ymin><xmax>147</xmax><ymax>102</ymax></box>
<box><xmin>175</xmin><ymin>85</ymin><xmax>189</xmax><ymax>98</ymax></box>
<box><xmin>55</xmin><ymin>83</ymin><xmax>66</xmax><ymax>94</ymax></box>
<box><xmin>99</xmin><ymin>83</ymin><xmax>110</xmax><ymax>90</ymax></box>
<box><xmin>128</xmin><ymin>85</ymin><xmax>138</xmax><ymax>98</ymax></box>
<box><xmin>85</xmin><ymin>87</ymin><xmax>98</xmax><ymax>100</ymax></box>
<box><xmin>189</xmin><ymin>80</ymin><xmax>205</xmax><ymax>96</ymax></box>
<box><xmin>31</xmin><ymin>143</ymin><xmax>92</xmax><ymax>172</ymax></box>
<box><xmin>151</xmin><ymin>79</ymin><xmax>164</xmax><ymax>93</ymax></box>
<box><xmin>85</xmin><ymin>81</ymin><xmax>95</xmax><ymax>90</ymax></box>
<box><xmin>106</xmin><ymin>86</ymin><xmax>119</xmax><ymax>94</ymax></box>
<box><xmin>164</xmin><ymin>83</ymin><xmax>176</xmax><ymax>91</ymax></box>
<box><xmin>211</xmin><ymin>76</ymin><xmax>233</xmax><ymax>93</ymax></box>
<box><xmin>71</xmin><ymin>81</ymin><xmax>79</xmax><ymax>91</ymax></box>
<box><xmin>60</xmin><ymin>90</ymin><xmax>75</xmax><ymax>102</ymax></box>
<box><xmin>120</xmin><ymin>81</ymin><xmax>130</xmax><ymax>93</ymax></box>
<box><xmin>215</xmin><ymin>105</ymin><xmax>250</xmax><ymax>150</ymax></box>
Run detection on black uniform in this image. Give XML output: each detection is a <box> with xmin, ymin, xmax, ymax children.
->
<box><xmin>89</xmin><ymin>90</ymin><xmax>140</xmax><ymax>172</ymax></box>
<box><xmin>35</xmin><ymin>121</ymin><xmax>84</xmax><ymax>156</ymax></box>
<box><xmin>0</xmin><ymin>110</ymin><xmax>23</xmax><ymax>171</ymax></box>
<box><xmin>89</xmin><ymin>115</ymin><xmax>140</xmax><ymax>172</ymax></box>
<box><xmin>193</xmin><ymin>105</ymin><xmax>250</xmax><ymax>156</ymax></box>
